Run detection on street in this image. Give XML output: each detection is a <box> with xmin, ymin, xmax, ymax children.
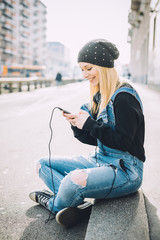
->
<box><xmin>0</xmin><ymin>81</ymin><xmax>94</xmax><ymax>240</ymax></box>
<box><xmin>0</xmin><ymin>81</ymin><xmax>160</xmax><ymax>239</ymax></box>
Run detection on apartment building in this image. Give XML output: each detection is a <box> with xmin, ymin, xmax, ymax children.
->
<box><xmin>0</xmin><ymin>0</ymin><xmax>47</xmax><ymax>76</ymax></box>
<box><xmin>128</xmin><ymin>0</ymin><xmax>151</xmax><ymax>84</ymax></box>
<box><xmin>148</xmin><ymin>0</ymin><xmax>160</xmax><ymax>87</ymax></box>
<box><xmin>128</xmin><ymin>0</ymin><xmax>160</xmax><ymax>88</ymax></box>
<box><xmin>46</xmin><ymin>41</ymin><xmax>71</xmax><ymax>78</ymax></box>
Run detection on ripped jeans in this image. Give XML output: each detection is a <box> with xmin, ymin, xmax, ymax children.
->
<box><xmin>38</xmin><ymin>154</ymin><xmax>143</xmax><ymax>214</ymax></box>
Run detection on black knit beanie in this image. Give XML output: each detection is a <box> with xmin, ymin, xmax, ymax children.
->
<box><xmin>77</xmin><ymin>39</ymin><xmax>119</xmax><ymax>68</ymax></box>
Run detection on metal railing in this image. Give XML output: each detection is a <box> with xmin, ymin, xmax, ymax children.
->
<box><xmin>0</xmin><ymin>77</ymin><xmax>54</xmax><ymax>94</ymax></box>
<box><xmin>0</xmin><ymin>77</ymin><xmax>78</xmax><ymax>94</ymax></box>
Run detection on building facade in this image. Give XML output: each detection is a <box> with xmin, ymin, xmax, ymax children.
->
<box><xmin>128</xmin><ymin>0</ymin><xmax>160</xmax><ymax>88</ymax></box>
<box><xmin>46</xmin><ymin>42</ymin><xmax>71</xmax><ymax>78</ymax></box>
<box><xmin>148</xmin><ymin>0</ymin><xmax>160</xmax><ymax>87</ymax></box>
<box><xmin>0</xmin><ymin>0</ymin><xmax>47</xmax><ymax>76</ymax></box>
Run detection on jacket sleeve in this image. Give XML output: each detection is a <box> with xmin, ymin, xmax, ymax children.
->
<box><xmin>82</xmin><ymin>93</ymin><xmax>142</xmax><ymax>152</ymax></box>
<box><xmin>71</xmin><ymin>125</ymin><xmax>97</xmax><ymax>146</ymax></box>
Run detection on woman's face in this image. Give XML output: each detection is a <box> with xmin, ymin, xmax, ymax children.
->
<box><xmin>79</xmin><ymin>62</ymin><xmax>99</xmax><ymax>87</ymax></box>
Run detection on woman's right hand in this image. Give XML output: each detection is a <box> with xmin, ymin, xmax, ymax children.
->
<box><xmin>63</xmin><ymin>112</ymin><xmax>77</xmax><ymax>126</ymax></box>
<box><xmin>63</xmin><ymin>110</ymin><xmax>90</xmax><ymax>129</ymax></box>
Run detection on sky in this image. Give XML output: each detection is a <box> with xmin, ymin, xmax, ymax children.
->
<box><xmin>41</xmin><ymin>0</ymin><xmax>131</xmax><ymax>66</ymax></box>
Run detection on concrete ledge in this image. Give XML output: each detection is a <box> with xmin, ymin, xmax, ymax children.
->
<box><xmin>85</xmin><ymin>189</ymin><xmax>149</xmax><ymax>240</ymax></box>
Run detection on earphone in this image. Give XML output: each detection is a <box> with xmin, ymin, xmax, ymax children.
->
<box><xmin>45</xmin><ymin>106</ymin><xmax>117</xmax><ymax>222</ymax></box>
<box><xmin>45</xmin><ymin>107</ymin><xmax>70</xmax><ymax>223</ymax></box>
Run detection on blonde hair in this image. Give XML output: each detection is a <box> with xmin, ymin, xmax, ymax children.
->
<box><xmin>90</xmin><ymin>66</ymin><xmax>122</xmax><ymax>115</ymax></box>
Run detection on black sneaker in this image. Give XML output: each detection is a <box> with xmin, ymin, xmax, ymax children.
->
<box><xmin>55</xmin><ymin>202</ymin><xmax>92</xmax><ymax>228</ymax></box>
<box><xmin>29</xmin><ymin>189</ymin><xmax>54</xmax><ymax>210</ymax></box>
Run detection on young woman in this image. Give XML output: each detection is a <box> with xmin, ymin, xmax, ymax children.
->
<box><xmin>29</xmin><ymin>39</ymin><xmax>145</xmax><ymax>228</ymax></box>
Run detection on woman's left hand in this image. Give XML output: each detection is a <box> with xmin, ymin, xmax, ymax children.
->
<box><xmin>63</xmin><ymin>110</ymin><xmax>90</xmax><ymax>129</ymax></box>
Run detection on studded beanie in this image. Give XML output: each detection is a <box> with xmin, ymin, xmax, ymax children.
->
<box><xmin>77</xmin><ymin>39</ymin><xmax>119</xmax><ymax>68</ymax></box>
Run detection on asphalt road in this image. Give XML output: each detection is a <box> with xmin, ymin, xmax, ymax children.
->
<box><xmin>0</xmin><ymin>80</ymin><xmax>160</xmax><ymax>240</ymax></box>
<box><xmin>0</xmin><ymin>81</ymin><xmax>94</xmax><ymax>240</ymax></box>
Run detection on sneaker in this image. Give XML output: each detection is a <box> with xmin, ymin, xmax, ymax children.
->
<box><xmin>56</xmin><ymin>202</ymin><xmax>92</xmax><ymax>228</ymax></box>
<box><xmin>29</xmin><ymin>189</ymin><xmax>54</xmax><ymax>210</ymax></box>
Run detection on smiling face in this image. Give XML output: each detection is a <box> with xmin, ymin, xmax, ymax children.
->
<box><xmin>79</xmin><ymin>62</ymin><xmax>100</xmax><ymax>87</ymax></box>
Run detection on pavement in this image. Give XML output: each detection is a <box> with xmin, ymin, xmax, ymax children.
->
<box><xmin>85</xmin><ymin>190</ymin><xmax>149</xmax><ymax>240</ymax></box>
<box><xmin>0</xmin><ymin>80</ymin><xmax>160</xmax><ymax>240</ymax></box>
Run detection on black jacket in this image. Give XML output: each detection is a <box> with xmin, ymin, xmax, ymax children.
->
<box><xmin>71</xmin><ymin>90</ymin><xmax>145</xmax><ymax>162</ymax></box>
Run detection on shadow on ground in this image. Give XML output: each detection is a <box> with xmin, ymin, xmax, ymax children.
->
<box><xmin>19</xmin><ymin>205</ymin><xmax>91</xmax><ymax>240</ymax></box>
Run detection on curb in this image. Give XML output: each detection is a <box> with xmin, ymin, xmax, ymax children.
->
<box><xmin>85</xmin><ymin>189</ymin><xmax>149</xmax><ymax>240</ymax></box>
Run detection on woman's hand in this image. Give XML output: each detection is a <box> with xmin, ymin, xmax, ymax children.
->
<box><xmin>63</xmin><ymin>110</ymin><xmax>90</xmax><ymax>129</ymax></box>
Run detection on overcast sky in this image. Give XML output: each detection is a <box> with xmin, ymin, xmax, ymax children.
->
<box><xmin>42</xmin><ymin>0</ymin><xmax>131</xmax><ymax>66</ymax></box>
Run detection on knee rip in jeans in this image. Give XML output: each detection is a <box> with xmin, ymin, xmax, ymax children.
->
<box><xmin>71</xmin><ymin>169</ymin><xmax>88</xmax><ymax>187</ymax></box>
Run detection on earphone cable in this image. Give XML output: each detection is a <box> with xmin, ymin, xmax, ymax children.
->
<box><xmin>44</xmin><ymin>106</ymin><xmax>116</xmax><ymax>222</ymax></box>
<box><xmin>45</xmin><ymin>107</ymin><xmax>59</xmax><ymax>223</ymax></box>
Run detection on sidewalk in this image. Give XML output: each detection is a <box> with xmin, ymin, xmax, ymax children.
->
<box><xmin>136</xmin><ymin>83</ymin><xmax>160</xmax><ymax>240</ymax></box>
<box><xmin>0</xmin><ymin>81</ymin><xmax>160</xmax><ymax>239</ymax></box>
<box><xmin>85</xmin><ymin>82</ymin><xmax>160</xmax><ymax>240</ymax></box>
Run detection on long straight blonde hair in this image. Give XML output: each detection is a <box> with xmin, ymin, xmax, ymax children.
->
<box><xmin>90</xmin><ymin>66</ymin><xmax>122</xmax><ymax>115</ymax></box>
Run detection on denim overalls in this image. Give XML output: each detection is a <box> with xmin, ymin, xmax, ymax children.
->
<box><xmin>38</xmin><ymin>86</ymin><xmax>144</xmax><ymax>213</ymax></box>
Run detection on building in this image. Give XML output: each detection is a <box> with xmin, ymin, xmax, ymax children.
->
<box><xmin>128</xmin><ymin>0</ymin><xmax>160</xmax><ymax>88</ymax></box>
<box><xmin>46</xmin><ymin>41</ymin><xmax>71</xmax><ymax>78</ymax></box>
<box><xmin>128</xmin><ymin>0</ymin><xmax>151</xmax><ymax>84</ymax></box>
<box><xmin>0</xmin><ymin>0</ymin><xmax>47</xmax><ymax>77</ymax></box>
<box><xmin>148</xmin><ymin>0</ymin><xmax>160</xmax><ymax>87</ymax></box>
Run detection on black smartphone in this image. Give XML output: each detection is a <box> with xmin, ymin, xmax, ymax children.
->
<box><xmin>57</xmin><ymin>107</ymin><xmax>71</xmax><ymax>114</ymax></box>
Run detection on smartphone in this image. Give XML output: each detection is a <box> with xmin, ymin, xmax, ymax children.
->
<box><xmin>57</xmin><ymin>107</ymin><xmax>71</xmax><ymax>114</ymax></box>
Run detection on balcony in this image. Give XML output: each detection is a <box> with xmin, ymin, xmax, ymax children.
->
<box><xmin>3</xmin><ymin>21</ymin><xmax>13</xmax><ymax>31</ymax></box>
<box><xmin>3</xmin><ymin>47</ymin><xmax>14</xmax><ymax>55</ymax></box>
<box><xmin>33</xmin><ymin>10</ymin><xmax>39</xmax><ymax>16</ymax></box>
<box><xmin>20</xmin><ymin>0</ymin><xmax>30</xmax><ymax>8</ymax></box>
<box><xmin>20</xmin><ymin>20</ymin><xmax>30</xmax><ymax>28</ymax></box>
<box><xmin>20</xmin><ymin>29</ymin><xmax>30</xmax><ymax>39</ymax></box>
<box><xmin>11</xmin><ymin>0</ymin><xmax>16</xmax><ymax>5</ymax></box>
<box><xmin>0</xmin><ymin>15</ymin><xmax>14</xmax><ymax>24</ymax></box>
<box><xmin>0</xmin><ymin>16</ymin><xmax>14</xmax><ymax>26</ymax></box>
<box><xmin>1</xmin><ymin>28</ymin><xmax>12</xmax><ymax>35</ymax></box>
<box><xmin>21</xmin><ymin>9</ymin><xmax>30</xmax><ymax>18</ymax></box>
<box><xmin>3</xmin><ymin>33</ymin><xmax>13</xmax><ymax>42</ymax></box>
<box><xmin>2</xmin><ymin>0</ymin><xmax>13</xmax><ymax>8</ymax></box>
<box><xmin>3</xmin><ymin>7</ymin><xmax>14</xmax><ymax>18</ymax></box>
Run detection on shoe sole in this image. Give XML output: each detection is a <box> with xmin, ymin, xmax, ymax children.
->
<box><xmin>56</xmin><ymin>207</ymin><xmax>81</xmax><ymax>228</ymax></box>
<box><xmin>56</xmin><ymin>202</ymin><xmax>92</xmax><ymax>228</ymax></box>
<box><xmin>77</xmin><ymin>201</ymin><xmax>92</xmax><ymax>209</ymax></box>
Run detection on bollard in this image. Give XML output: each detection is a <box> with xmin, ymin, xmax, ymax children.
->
<box><xmin>27</xmin><ymin>82</ymin><xmax>30</xmax><ymax>91</ymax></box>
<box><xmin>9</xmin><ymin>83</ymin><xmax>13</xmax><ymax>93</ymax></box>
<box><xmin>40</xmin><ymin>81</ymin><xmax>42</xmax><ymax>88</ymax></box>
<box><xmin>18</xmin><ymin>82</ymin><xmax>22</xmax><ymax>92</ymax></box>
<box><xmin>34</xmin><ymin>81</ymin><xmax>37</xmax><ymax>89</ymax></box>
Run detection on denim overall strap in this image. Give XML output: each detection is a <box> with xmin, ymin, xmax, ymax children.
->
<box><xmin>97</xmin><ymin>86</ymin><xmax>143</xmax><ymax>125</ymax></box>
<box><xmin>96</xmin><ymin>86</ymin><xmax>144</xmax><ymax>159</ymax></box>
<box><xmin>80</xmin><ymin>103</ymin><xmax>93</xmax><ymax>116</ymax></box>
<box><xmin>111</xmin><ymin>86</ymin><xmax>143</xmax><ymax>111</ymax></box>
